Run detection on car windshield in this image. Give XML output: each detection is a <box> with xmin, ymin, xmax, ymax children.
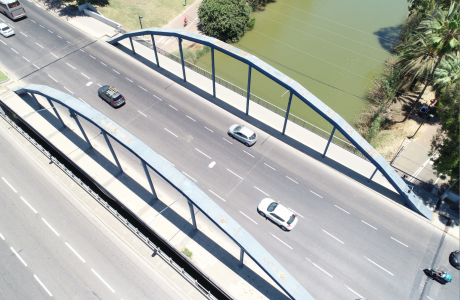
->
<box><xmin>2</xmin><ymin>26</ymin><xmax>10</xmax><ymax>31</ymax></box>
<box><xmin>267</xmin><ymin>202</ymin><xmax>278</xmax><ymax>212</ymax></box>
<box><xmin>8</xmin><ymin>1</ymin><xmax>20</xmax><ymax>9</ymax></box>
<box><xmin>113</xmin><ymin>94</ymin><xmax>122</xmax><ymax>101</ymax></box>
<box><xmin>287</xmin><ymin>214</ymin><xmax>296</xmax><ymax>225</ymax></box>
<box><xmin>249</xmin><ymin>133</ymin><xmax>256</xmax><ymax>140</ymax></box>
<box><xmin>234</xmin><ymin>125</ymin><xmax>242</xmax><ymax>132</ymax></box>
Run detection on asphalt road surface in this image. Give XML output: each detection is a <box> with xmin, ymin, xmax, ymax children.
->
<box><xmin>0</xmin><ymin>3</ymin><xmax>458</xmax><ymax>300</ymax></box>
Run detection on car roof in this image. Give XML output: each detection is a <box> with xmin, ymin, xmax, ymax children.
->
<box><xmin>274</xmin><ymin>203</ymin><xmax>293</xmax><ymax>219</ymax></box>
<box><xmin>0</xmin><ymin>23</ymin><xmax>9</xmax><ymax>28</ymax></box>
<box><xmin>239</xmin><ymin>126</ymin><xmax>254</xmax><ymax>136</ymax></box>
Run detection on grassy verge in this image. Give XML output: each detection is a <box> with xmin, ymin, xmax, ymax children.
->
<box><xmin>172</xmin><ymin>46</ymin><xmax>211</xmax><ymax>64</ymax></box>
<box><xmin>0</xmin><ymin>70</ymin><xmax>8</xmax><ymax>82</ymax></box>
<box><xmin>181</xmin><ymin>247</ymin><xmax>193</xmax><ymax>259</ymax></box>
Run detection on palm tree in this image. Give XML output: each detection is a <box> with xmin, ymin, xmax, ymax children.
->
<box><xmin>433</xmin><ymin>52</ymin><xmax>460</xmax><ymax>94</ymax></box>
<box><xmin>398</xmin><ymin>2</ymin><xmax>459</xmax><ymax>121</ymax></box>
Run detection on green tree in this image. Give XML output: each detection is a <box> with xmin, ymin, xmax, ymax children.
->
<box><xmin>429</xmin><ymin>84</ymin><xmax>459</xmax><ymax>188</ymax></box>
<box><xmin>433</xmin><ymin>52</ymin><xmax>460</xmax><ymax>94</ymax></box>
<box><xmin>198</xmin><ymin>0</ymin><xmax>251</xmax><ymax>43</ymax></box>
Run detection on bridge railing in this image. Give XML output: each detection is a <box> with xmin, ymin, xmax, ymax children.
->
<box><xmin>129</xmin><ymin>34</ymin><xmax>368</xmax><ymax>161</ymax></box>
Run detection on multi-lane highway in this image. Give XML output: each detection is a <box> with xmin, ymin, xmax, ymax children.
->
<box><xmin>1</xmin><ymin>2</ymin><xmax>458</xmax><ymax>299</ymax></box>
<box><xmin>0</xmin><ymin>117</ymin><xmax>190</xmax><ymax>299</ymax></box>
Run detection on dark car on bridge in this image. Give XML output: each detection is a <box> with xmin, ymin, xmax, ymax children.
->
<box><xmin>98</xmin><ymin>85</ymin><xmax>126</xmax><ymax>108</ymax></box>
<box><xmin>450</xmin><ymin>250</ymin><xmax>459</xmax><ymax>270</ymax></box>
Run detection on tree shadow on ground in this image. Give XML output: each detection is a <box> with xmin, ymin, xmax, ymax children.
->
<box><xmin>373</xmin><ymin>25</ymin><xmax>401</xmax><ymax>52</ymax></box>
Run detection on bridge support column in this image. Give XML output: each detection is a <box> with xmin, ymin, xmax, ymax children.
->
<box><xmin>367</xmin><ymin>168</ymin><xmax>378</xmax><ymax>183</ymax></box>
<box><xmin>282</xmin><ymin>91</ymin><xmax>293</xmax><ymax>135</ymax></box>
<box><xmin>102</xmin><ymin>132</ymin><xmax>122</xmax><ymax>172</ymax></box>
<box><xmin>70</xmin><ymin>110</ymin><xmax>92</xmax><ymax>149</ymax></box>
<box><xmin>150</xmin><ymin>34</ymin><xmax>159</xmax><ymax>67</ymax></box>
<box><xmin>31</xmin><ymin>94</ymin><xmax>43</xmax><ymax>109</ymax></box>
<box><xmin>47</xmin><ymin>98</ymin><xmax>65</xmax><ymax>128</ymax></box>
<box><xmin>178</xmin><ymin>38</ymin><xmax>186</xmax><ymax>82</ymax></box>
<box><xmin>142</xmin><ymin>161</ymin><xmax>157</xmax><ymax>199</ymax></box>
<box><xmin>239</xmin><ymin>248</ymin><xmax>244</xmax><ymax>267</ymax></box>
<box><xmin>188</xmin><ymin>201</ymin><xmax>197</xmax><ymax>231</ymax></box>
<box><xmin>211</xmin><ymin>48</ymin><xmax>216</xmax><ymax>98</ymax></box>
<box><xmin>322</xmin><ymin>127</ymin><xmax>336</xmax><ymax>158</ymax></box>
<box><xmin>129</xmin><ymin>37</ymin><xmax>135</xmax><ymax>55</ymax></box>
<box><xmin>246</xmin><ymin>66</ymin><xmax>252</xmax><ymax>115</ymax></box>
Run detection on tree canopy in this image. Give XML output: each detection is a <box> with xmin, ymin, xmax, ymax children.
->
<box><xmin>198</xmin><ymin>0</ymin><xmax>251</xmax><ymax>43</ymax></box>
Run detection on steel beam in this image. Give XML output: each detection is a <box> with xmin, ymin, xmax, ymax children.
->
<box><xmin>178</xmin><ymin>38</ymin><xmax>186</xmax><ymax>82</ymax></box>
<box><xmin>368</xmin><ymin>168</ymin><xmax>378</xmax><ymax>183</ymax></box>
<box><xmin>150</xmin><ymin>34</ymin><xmax>159</xmax><ymax>67</ymax></box>
<box><xmin>129</xmin><ymin>37</ymin><xmax>135</xmax><ymax>54</ymax></box>
<box><xmin>322</xmin><ymin>127</ymin><xmax>336</xmax><ymax>158</ymax></box>
<box><xmin>211</xmin><ymin>48</ymin><xmax>216</xmax><ymax>97</ymax></box>
<box><xmin>47</xmin><ymin>98</ymin><xmax>65</xmax><ymax>128</ymax></box>
<box><xmin>282</xmin><ymin>91</ymin><xmax>293</xmax><ymax>135</ymax></box>
<box><xmin>188</xmin><ymin>201</ymin><xmax>197</xmax><ymax>231</ymax></box>
<box><xmin>31</xmin><ymin>93</ymin><xmax>42</xmax><ymax>109</ymax></box>
<box><xmin>142</xmin><ymin>161</ymin><xmax>157</xmax><ymax>198</ymax></box>
<box><xmin>102</xmin><ymin>132</ymin><xmax>122</xmax><ymax>172</ymax></box>
<box><xmin>71</xmin><ymin>110</ymin><xmax>92</xmax><ymax>148</ymax></box>
<box><xmin>239</xmin><ymin>248</ymin><xmax>244</xmax><ymax>267</ymax></box>
<box><xmin>246</xmin><ymin>65</ymin><xmax>252</xmax><ymax>115</ymax></box>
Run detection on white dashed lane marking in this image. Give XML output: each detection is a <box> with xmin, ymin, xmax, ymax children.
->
<box><xmin>65</xmin><ymin>242</ymin><xmax>86</xmax><ymax>263</ymax></box>
<box><xmin>10</xmin><ymin>247</ymin><xmax>27</xmax><ymax>266</ymax></box>
<box><xmin>169</xmin><ymin>105</ymin><xmax>178</xmax><ymax>111</ymax></box>
<box><xmin>186</xmin><ymin>115</ymin><xmax>196</xmax><ymax>122</ymax></box>
<box><xmin>264</xmin><ymin>163</ymin><xmax>276</xmax><ymax>170</ymax></box>
<box><xmin>286</xmin><ymin>176</ymin><xmax>298</xmax><ymax>184</ymax></box>
<box><xmin>391</xmin><ymin>237</ymin><xmax>409</xmax><ymax>247</ymax></box>
<box><xmin>361</xmin><ymin>220</ymin><xmax>377</xmax><ymax>230</ymax></box>
<box><xmin>254</xmin><ymin>186</ymin><xmax>269</xmax><ymax>196</ymax></box>
<box><xmin>10</xmin><ymin>48</ymin><xmax>18</xmax><ymax>54</ymax></box>
<box><xmin>334</xmin><ymin>205</ymin><xmax>350</xmax><ymax>214</ymax></box>
<box><xmin>364</xmin><ymin>256</ymin><xmax>394</xmax><ymax>276</ymax></box>
<box><xmin>66</xmin><ymin>63</ymin><xmax>75</xmax><ymax>69</ymax></box>
<box><xmin>42</xmin><ymin>218</ymin><xmax>60</xmax><ymax>236</ymax></box>
<box><xmin>100</xmin><ymin>62</ymin><xmax>107</xmax><ymax>66</ymax></box>
<box><xmin>138</xmin><ymin>111</ymin><xmax>147</xmax><ymax>117</ymax></box>
<box><xmin>20</xmin><ymin>197</ymin><xmax>37</xmax><ymax>214</ymax></box>
<box><xmin>81</xmin><ymin>73</ymin><xmax>90</xmax><ymax>79</ymax></box>
<box><xmin>204</xmin><ymin>127</ymin><xmax>213</xmax><ymax>132</ymax></box>
<box><xmin>195</xmin><ymin>148</ymin><xmax>211</xmax><ymax>159</ymax></box>
<box><xmin>223</xmin><ymin>138</ymin><xmax>232</xmax><ymax>144</ymax></box>
<box><xmin>125</xmin><ymin>77</ymin><xmax>133</xmax><ymax>82</ymax></box>
<box><xmin>91</xmin><ymin>269</ymin><xmax>115</xmax><ymax>293</ymax></box>
<box><xmin>310</xmin><ymin>190</ymin><xmax>323</xmax><ymax>198</ymax></box>
<box><xmin>34</xmin><ymin>275</ymin><xmax>52</xmax><ymax>297</ymax></box>
<box><xmin>270</xmin><ymin>233</ymin><xmax>292</xmax><ymax>249</ymax></box>
<box><xmin>36</xmin><ymin>42</ymin><xmax>44</xmax><ymax>48</ymax></box>
<box><xmin>239</xmin><ymin>211</ymin><xmax>258</xmax><ymax>224</ymax></box>
<box><xmin>226</xmin><ymin>169</ymin><xmax>243</xmax><ymax>180</ymax></box>
<box><xmin>243</xmin><ymin>150</ymin><xmax>254</xmax><ymax>157</ymax></box>
<box><xmin>322</xmin><ymin>229</ymin><xmax>344</xmax><ymax>244</ymax></box>
<box><xmin>209</xmin><ymin>190</ymin><xmax>226</xmax><ymax>202</ymax></box>
<box><xmin>164</xmin><ymin>128</ymin><xmax>178</xmax><ymax>137</ymax></box>
<box><xmin>47</xmin><ymin>75</ymin><xmax>58</xmax><ymax>82</ymax></box>
<box><xmin>20</xmin><ymin>31</ymin><xmax>27</xmax><ymax>37</ymax></box>
<box><xmin>112</xmin><ymin>69</ymin><xmax>120</xmax><ymax>74</ymax></box>
<box><xmin>139</xmin><ymin>86</ymin><xmax>147</xmax><ymax>92</ymax></box>
<box><xmin>288</xmin><ymin>207</ymin><xmax>304</xmax><ymax>218</ymax></box>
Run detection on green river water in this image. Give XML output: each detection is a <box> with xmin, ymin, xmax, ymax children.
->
<box><xmin>195</xmin><ymin>0</ymin><xmax>408</xmax><ymax>136</ymax></box>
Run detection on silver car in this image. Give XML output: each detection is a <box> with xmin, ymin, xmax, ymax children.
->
<box><xmin>257</xmin><ymin>198</ymin><xmax>298</xmax><ymax>231</ymax></box>
<box><xmin>0</xmin><ymin>23</ymin><xmax>14</xmax><ymax>37</ymax></box>
<box><xmin>228</xmin><ymin>124</ymin><xmax>257</xmax><ymax>146</ymax></box>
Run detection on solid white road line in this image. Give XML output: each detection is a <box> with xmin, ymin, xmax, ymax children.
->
<box><xmin>20</xmin><ymin>197</ymin><xmax>37</xmax><ymax>214</ymax></box>
<box><xmin>243</xmin><ymin>150</ymin><xmax>254</xmax><ymax>157</ymax></box>
<box><xmin>209</xmin><ymin>190</ymin><xmax>226</xmax><ymax>202</ymax></box>
<box><xmin>239</xmin><ymin>211</ymin><xmax>258</xmax><ymax>224</ymax></box>
<box><xmin>223</xmin><ymin>138</ymin><xmax>232</xmax><ymax>144</ymax></box>
<box><xmin>286</xmin><ymin>176</ymin><xmax>298</xmax><ymax>184</ymax></box>
<box><xmin>186</xmin><ymin>115</ymin><xmax>196</xmax><ymax>122</ymax></box>
<box><xmin>36</xmin><ymin>42</ymin><xmax>44</xmax><ymax>48</ymax></box>
<box><xmin>20</xmin><ymin>31</ymin><xmax>27</xmax><ymax>37</ymax></box>
<box><xmin>159</xmin><ymin>155</ymin><xmax>174</xmax><ymax>166</ymax></box>
<box><xmin>361</xmin><ymin>220</ymin><xmax>377</xmax><ymax>230</ymax></box>
<box><xmin>195</xmin><ymin>148</ymin><xmax>211</xmax><ymax>159</ymax></box>
<box><xmin>164</xmin><ymin>128</ymin><xmax>178</xmax><ymax>137</ymax></box>
<box><xmin>254</xmin><ymin>186</ymin><xmax>269</xmax><ymax>196</ymax></box>
<box><xmin>270</xmin><ymin>233</ymin><xmax>292</xmax><ymax>249</ymax></box>
<box><xmin>322</xmin><ymin>229</ymin><xmax>344</xmax><ymax>244</ymax></box>
<box><xmin>64</xmin><ymin>87</ymin><xmax>73</xmax><ymax>94</ymax></box>
<box><xmin>264</xmin><ymin>163</ymin><xmax>276</xmax><ymax>170</ymax></box>
<box><xmin>334</xmin><ymin>205</ymin><xmax>350</xmax><ymax>214</ymax></box>
<box><xmin>305</xmin><ymin>257</ymin><xmax>333</xmax><ymax>278</ymax></box>
<box><xmin>138</xmin><ymin>111</ymin><xmax>147</xmax><ymax>117</ymax></box>
<box><xmin>364</xmin><ymin>256</ymin><xmax>394</xmax><ymax>275</ymax></box>
<box><xmin>204</xmin><ymin>127</ymin><xmax>213</xmax><ymax>132</ymax></box>
<box><xmin>112</xmin><ymin>69</ymin><xmax>120</xmax><ymax>74</ymax></box>
<box><xmin>226</xmin><ymin>168</ymin><xmax>243</xmax><ymax>180</ymax></box>
<box><xmin>42</xmin><ymin>218</ymin><xmax>60</xmax><ymax>236</ymax></box>
<box><xmin>391</xmin><ymin>237</ymin><xmax>409</xmax><ymax>247</ymax></box>
<box><xmin>22</xmin><ymin>56</ymin><xmax>30</xmax><ymax>62</ymax></box>
<box><xmin>169</xmin><ymin>105</ymin><xmax>178</xmax><ymax>111</ymax></box>
<box><xmin>47</xmin><ymin>74</ymin><xmax>58</xmax><ymax>82</ymax></box>
<box><xmin>34</xmin><ymin>275</ymin><xmax>52</xmax><ymax>297</ymax></box>
<box><xmin>10</xmin><ymin>247</ymin><xmax>27</xmax><ymax>266</ymax></box>
<box><xmin>310</xmin><ymin>190</ymin><xmax>323</xmax><ymax>198</ymax></box>
<box><xmin>182</xmin><ymin>171</ymin><xmax>197</xmax><ymax>182</ymax></box>
<box><xmin>48</xmin><ymin>30</ymin><xmax>53</xmax><ymax>33</ymax></box>
<box><xmin>0</xmin><ymin>232</ymin><xmax>4</xmax><ymax>240</ymax></box>
<box><xmin>100</xmin><ymin>62</ymin><xmax>107</xmax><ymax>66</ymax></box>
<box><xmin>81</xmin><ymin>73</ymin><xmax>90</xmax><ymax>79</ymax></box>
<box><xmin>2</xmin><ymin>177</ymin><xmax>17</xmax><ymax>193</ymax></box>
<box><xmin>344</xmin><ymin>285</ymin><xmax>363</xmax><ymax>298</ymax></box>
<box><xmin>50</xmin><ymin>52</ymin><xmax>58</xmax><ymax>58</ymax></box>
<box><xmin>65</xmin><ymin>242</ymin><xmax>85</xmax><ymax>263</ymax></box>
<box><xmin>91</xmin><ymin>268</ymin><xmax>115</xmax><ymax>293</ymax></box>
<box><xmin>66</xmin><ymin>62</ymin><xmax>75</xmax><ymax>69</ymax></box>
<box><xmin>153</xmin><ymin>95</ymin><xmax>162</xmax><ymax>101</ymax></box>
<box><xmin>11</xmin><ymin>48</ymin><xmax>18</xmax><ymax>54</ymax></box>
<box><xmin>125</xmin><ymin>77</ymin><xmax>133</xmax><ymax>82</ymax></box>
<box><xmin>89</xmin><ymin>55</ymin><xmax>96</xmax><ymax>59</ymax></box>
<box><xmin>288</xmin><ymin>207</ymin><xmax>304</xmax><ymax>218</ymax></box>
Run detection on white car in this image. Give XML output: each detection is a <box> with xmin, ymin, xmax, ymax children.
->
<box><xmin>0</xmin><ymin>23</ymin><xmax>14</xmax><ymax>37</ymax></box>
<box><xmin>257</xmin><ymin>198</ymin><xmax>298</xmax><ymax>231</ymax></box>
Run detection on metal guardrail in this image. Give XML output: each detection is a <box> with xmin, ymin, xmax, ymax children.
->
<box><xmin>128</xmin><ymin>33</ymin><xmax>368</xmax><ymax>161</ymax></box>
<box><xmin>0</xmin><ymin>110</ymin><xmax>220</xmax><ymax>300</ymax></box>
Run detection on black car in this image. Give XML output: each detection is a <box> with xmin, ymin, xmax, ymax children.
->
<box><xmin>449</xmin><ymin>250</ymin><xmax>459</xmax><ymax>270</ymax></box>
<box><xmin>98</xmin><ymin>85</ymin><xmax>126</xmax><ymax>107</ymax></box>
